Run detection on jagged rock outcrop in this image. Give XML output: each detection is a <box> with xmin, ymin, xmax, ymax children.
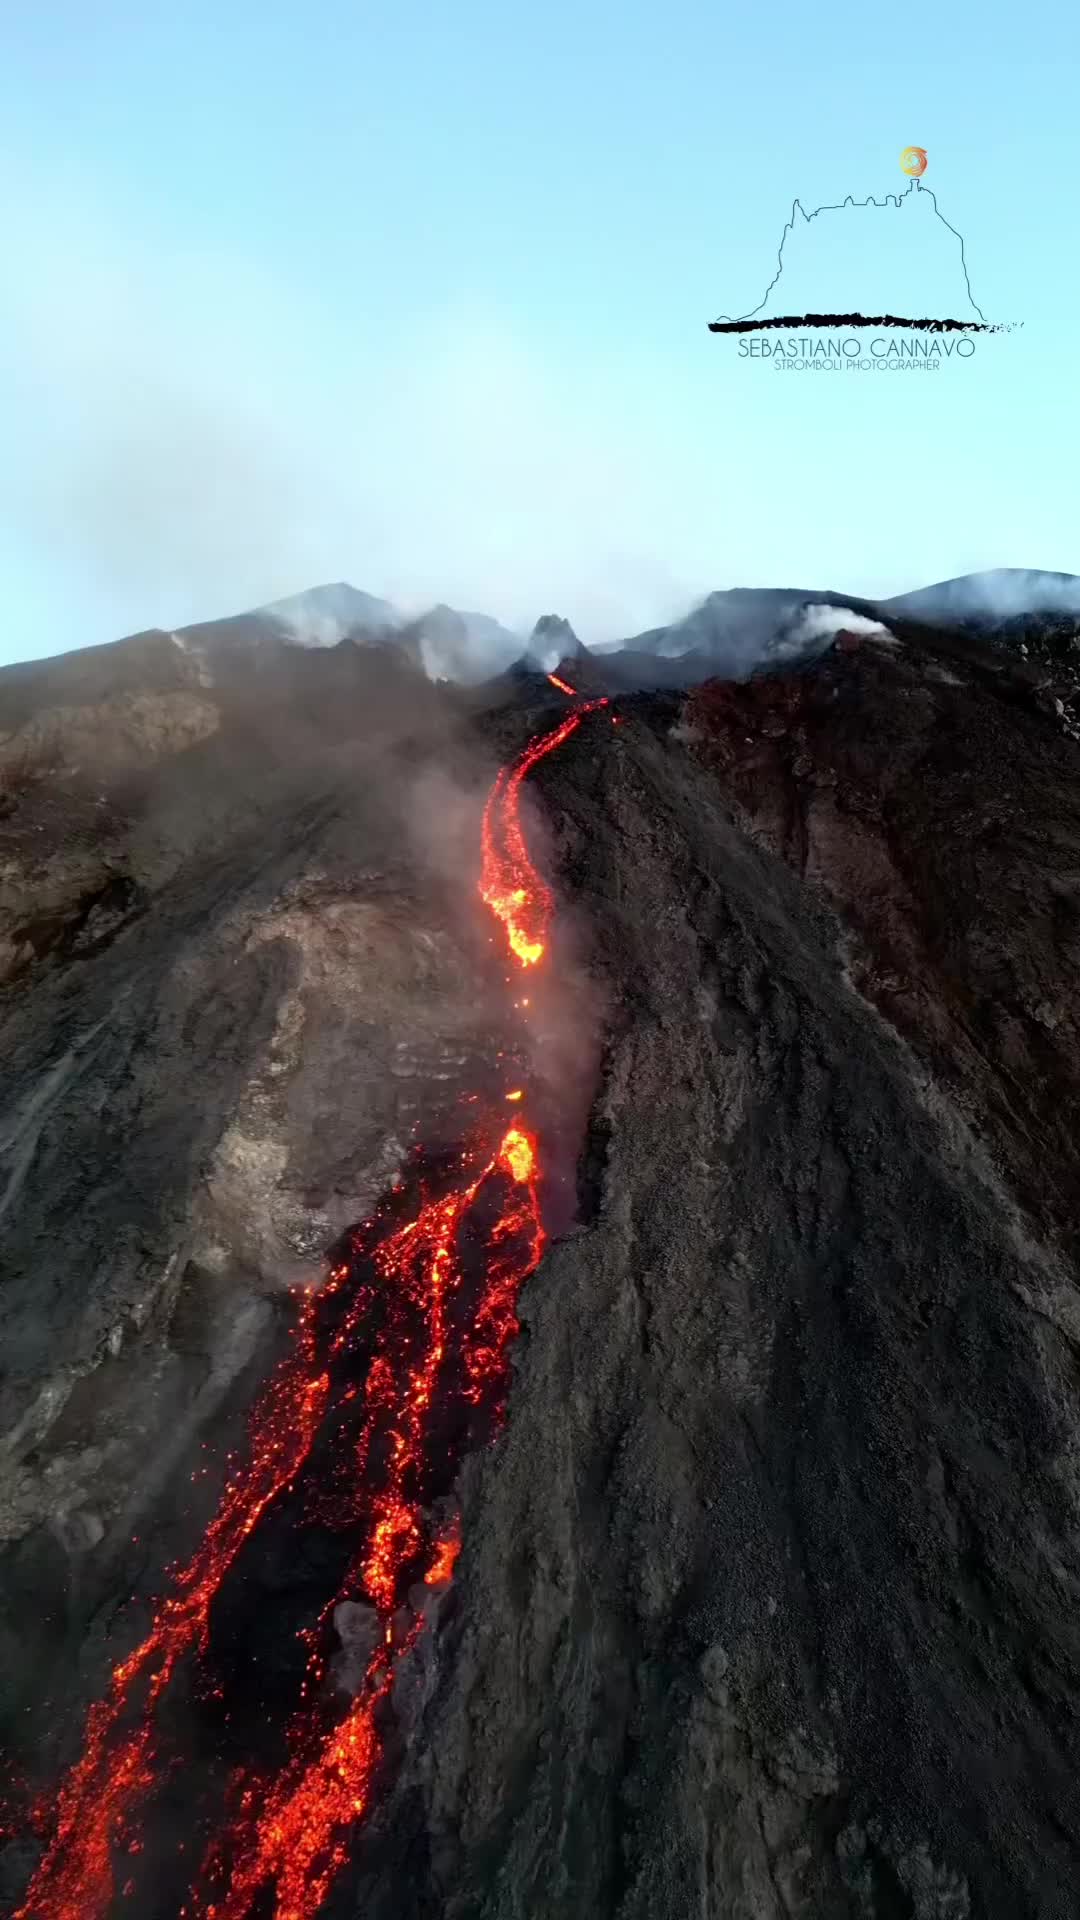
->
<box><xmin>525</xmin><ymin>614</ymin><xmax>587</xmax><ymax>663</ymax></box>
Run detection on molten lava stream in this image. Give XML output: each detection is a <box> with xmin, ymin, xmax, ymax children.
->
<box><xmin>189</xmin><ymin>712</ymin><xmax>593</xmax><ymax>1916</ymax></box>
<box><xmin>11</xmin><ymin>1276</ymin><xmax>344</xmax><ymax>1920</ymax></box>
<box><xmin>480</xmin><ymin>698</ymin><xmax>607</xmax><ymax>967</ymax></box>
<box><xmin>189</xmin><ymin>1127</ymin><xmax>543</xmax><ymax>1920</ymax></box>
<box><xmin>13</xmin><ymin>694</ymin><xmax>606</xmax><ymax>1920</ymax></box>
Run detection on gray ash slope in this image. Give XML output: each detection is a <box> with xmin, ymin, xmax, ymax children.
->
<box><xmin>2</xmin><ymin>597</ymin><xmax>1080</xmax><ymax>1917</ymax></box>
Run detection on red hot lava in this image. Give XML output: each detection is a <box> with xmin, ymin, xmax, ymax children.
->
<box><xmin>191</xmin><ymin>1126</ymin><xmax>543</xmax><ymax>1920</ymax></box>
<box><xmin>480</xmin><ymin>697</ymin><xmax>607</xmax><ymax>966</ymax></box>
<box><xmin>12</xmin><ymin>1283</ymin><xmax>340</xmax><ymax>1920</ymax></box>
<box><xmin>14</xmin><ymin>694</ymin><xmax>605</xmax><ymax>1920</ymax></box>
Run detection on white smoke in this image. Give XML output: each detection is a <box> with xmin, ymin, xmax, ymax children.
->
<box><xmin>794</xmin><ymin>605</ymin><xmax>892</xmax><ymax>645</ymax></box>
<box><xmin>260</xmin><ymin>586</ymin><xmax>399</xmax><ymax>648</ymax></box>
<box><xmin>609</xmin><ymin>590</ymin><xmax>898</xmax><ymax>688</ymax></box>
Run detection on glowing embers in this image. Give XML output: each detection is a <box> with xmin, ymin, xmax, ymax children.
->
<box><xmin>480</xmin><ymin>699</ymin><xmax>608</xmax><ymax>968</ymax></box>
<box><xmin>499</xmin><ymin>1125</ymin><xmax>536</xmax><ymax>1185</ymax></box>
<box><xmin>424</xmin><ymin>1516</ymin><xmax>462</xmax><ymax>1587</ymax></box>
<box><xmin>359</xmin><ymin>1183</ymin><xmax>468</xmax><ymax>1613</ymax></box>
<box><xmin>190</xmin><ymin>1127</ymin><xmax>543</xmax><ymax>1918</ymax></box>
<box><xmin>17</xmin><ymin>689</ymin><xmax>608</xmax><ymax>1919</ymax></box>
<box><xmin>13</xmin><ymin>1275</ymin><xmax>339</xmax><ymax>1920</ymax></box>
<box><xmin>193</xmin><ymin>1659</ymin><xmax>395</xmax><ymax>1920</ymax></box>
<box><xmin>15</xmin><ymin>1123</ymin><xmax>543</xmax><ymax>1920</ymax></box>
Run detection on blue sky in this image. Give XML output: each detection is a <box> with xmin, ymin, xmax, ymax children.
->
<box><xmin>1</xmin><ymin>0</ymin><xmax>1076</xmax><ymax>661</ymax></box>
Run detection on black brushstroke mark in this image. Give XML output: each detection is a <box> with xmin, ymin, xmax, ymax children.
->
<box><xmin>709</xmin><ymin>313</ymin><xmax>1006</xmax><ymax>334</ymax></box>
<box><xmin>712</xmin><ymin>177</ymin><xmax>987</xmax><ymax>326</ymax></box>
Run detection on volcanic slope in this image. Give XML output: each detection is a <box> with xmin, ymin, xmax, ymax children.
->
<box><xmin>351</xmin><ymin>631</ymin><xmax>1080</xmax><ymax>1920</ymax></box>
<box><xmin>2</xmin><ymin>614</ymin><xmax>1080</xmax><ymax>1917</ymax></box>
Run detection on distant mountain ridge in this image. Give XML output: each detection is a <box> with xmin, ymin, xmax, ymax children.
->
<box><xmin>882</xmin><ymin>568</ymin><xmax>1080</xmax><ymax>621</ymax></box>
<box><xmin>248</xmin><ymin>585</ymin><xmax>521</xmax><ymax>684</ymax></box>
<box><xmin>249</xmin><ymin>569</ymin><xmax>1080</xmax><ymax>687</ymax></box>
<box><xmin>4</xmin><ymin>570</ymin><xmax>1080</xmax><ymax>705</ymax></box>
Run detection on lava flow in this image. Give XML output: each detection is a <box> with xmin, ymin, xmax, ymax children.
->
<box><xmin>11</xmin><ymin>1276</ymin><xmax>342</xmax><ymax>1920</ymax></box>
<box><xmin>13</xmin><ymin>693</ymin><xmax>605</xmax><ymax>1920</ymax></box>
<box><xmin>190</xmin><ymin>1125</ymin><xmax>543</xmax><ymax>1920</ymax></box>
<box><xmin>480</xmin><ymin>696</ymin><xmax>607</xmax><ymax>965</ymax></box>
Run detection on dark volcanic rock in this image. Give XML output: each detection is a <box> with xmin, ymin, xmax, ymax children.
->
<box><xmin>0</xmin><ymin>627</ymin><xmax>193</xmax><ymax>731</ymax></box>
<box><xmin>685</xmin><ymin>626</ymin><xmax>1080</xmax><ymax>1264</ymax></box>
<box><xmin>349</xmin><ymin>637</ymin><xmax>1080</xmax><ymax>1919</ymax></box>
<box><xmin>3</xmin><ymin>609</ymin><xmax>1080</xmax><ymax>1918</ymax></box>
<box><xmin>0</xmin><ymin>654</ymin><xmax>506</xmax><ymax>1789</ymax></box>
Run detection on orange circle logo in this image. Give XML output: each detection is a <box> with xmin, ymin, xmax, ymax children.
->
<box><xmin>900</xmin><ymin>147</ymin><xmax>927</xmax><ymax>176</ymax></box>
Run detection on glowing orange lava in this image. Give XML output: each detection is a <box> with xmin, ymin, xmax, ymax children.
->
<box><xmin>480</xmin><ymin>698</ymin><xmax>607</xmax><ymax>967</ymax></box>
<box><xmin>424</xmin><ymin>1518</ymin><xmax>462</xmax><ymax>1586</ymax></box>
<box><xmin>546</xmin><ymin>672</ymin><xmax>575</xmax><ymax>696</ymax></box>
<box><xmin>13</xmin><ymin>1287</ymin><xmax>338</xmax><ymax>1919</ymax></box>
<box><xmin>16</xmin><ymin>688</ymin><xmax>609</xmax><ymax>1920</ymax></box>
<box><xmin>195</xmin><ymin>1661</ymin><xmax>392</xmax><ymax>1920</ymax></box>
<box><xmin>192</xmin><ymin>1126</ymin><xmax>543</xmax><ymax>1919</ymax></box>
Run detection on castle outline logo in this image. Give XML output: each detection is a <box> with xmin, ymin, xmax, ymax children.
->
<box><xmin>708</xmin><ymin>148</ymin><xmax>1020</xmax><ymax>341</ymax></box>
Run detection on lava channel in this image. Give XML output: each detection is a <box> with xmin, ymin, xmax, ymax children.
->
<box><xmin>480</xmin><ymin>697</ymin><xmax>607</xmax><ymax>966</ymax></box>
<box><xmin>13</xmin><ymin>691</ymin><xmax>607</xmax><ymax>1920</ymax></box>
<box><xmin>10</xmin><ymin>1280</ymin><xmax>341</xmax><ymax>1920</ymax></box>
<box><xmin>187</xmin><ymin>1125</ymin><xmax>543</xmax><ymax>1920</ymax></box>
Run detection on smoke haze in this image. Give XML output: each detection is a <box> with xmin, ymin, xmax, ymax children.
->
<box><xmin>2</xmin><ymin>169</ymin><xmax>1077</xmax><ymax>678</ymax></box>
<box><xmin>0</xmin><ymin>180</ymin><xmax>700</xmax><ymax>662</ymax></box>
